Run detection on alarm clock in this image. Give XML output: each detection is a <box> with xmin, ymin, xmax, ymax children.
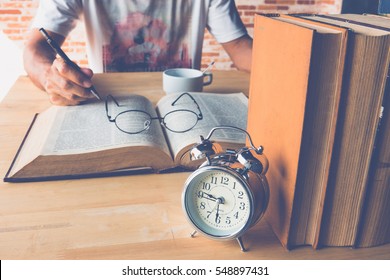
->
<box><xmin>181</xmin><ymin>126</ymin><xmax>269</xmax><ymax>251</ymax></box>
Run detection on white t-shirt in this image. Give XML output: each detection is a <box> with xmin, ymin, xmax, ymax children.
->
<box><xmin>31</xmin><ymin>0</ymin><xmax>247</xmax><ymax>73</ymax></box>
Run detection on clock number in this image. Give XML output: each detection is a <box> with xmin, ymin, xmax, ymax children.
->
<box><xmin>207</xmin><ymin>211</ymin><xmax>212</xmax><ymax>218</ymax></box>
<box><xmin>197</xmin><ymin>191</ymin><xmax>204</xmax><ymax>198</ymax></box>
<box><xmin>234</xmin><ymin>211</ymin><xmax>239</xmax><ymax>219</ymax></box>
<box><xmin>202</xmin><ymin>182</ymin><xmax>211</xmax><ymax>190</ymax></box>
<box><xmin>200</xmin><ymin>202</ymin><xmax>206</xmax><ymax>210</ymax></box>
<box><xmin>210</xmin><ymin>176</ymin><xmax>217</xmax><ymax>184</ymax></box>
<box><xmin>238</xmin><ymin>191</ymin><xmax>244</xmax><ymax>199</ymax></box>
<box><xmin>239</xmin><ymin>202</ymin><xmax>246</xmax><ymax>210</ymax></box>
<box><xmin>226</xmin><ymin>216</ymin><xmax>231</xmax><ymax>224</ymax></box>
<box><xmin>220</xmin><ymin>176</ymin><xmax>229</xmax><ymax>185</ymax></box>
<box><xmin>215</xmin><ymin>215</ymin><xmax>221</xmax><ymax>224</ymax></box>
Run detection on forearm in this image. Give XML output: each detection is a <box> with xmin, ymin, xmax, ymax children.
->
<box><xmin>221</xmin><ymin>34</ymin><xmax>253</xmax><ymax>73</ymax></box>
<box><xmin>23</xmin><ymin>39</ymin><xmax>56</xmax><ymax>91</ymax></box>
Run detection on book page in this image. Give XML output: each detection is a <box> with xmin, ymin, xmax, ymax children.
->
<box><xmin>156</xmin><ymin>92</ymin><xmax>248</xmax><ymax>163</ymax></box>
<box><xmin>43</xmin><ymin>95</ymin><xmax>171</xmax><ymax>157</ymax></box>
<box><xmin>6</xmin><ymin>109</ymin><xmax>58</xmax><ymax>178</ymax></box>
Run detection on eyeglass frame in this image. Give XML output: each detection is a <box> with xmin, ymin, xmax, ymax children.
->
<box><xmin>105</xmin><ymin>92</ymin><xmax>203</xmax><ymax>134</ymax></box>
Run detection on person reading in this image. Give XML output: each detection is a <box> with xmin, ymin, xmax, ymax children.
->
<box><xmin>23</xmin><ymin>0</ymin><xmax>253</xmax><ymax>106</ymax></box>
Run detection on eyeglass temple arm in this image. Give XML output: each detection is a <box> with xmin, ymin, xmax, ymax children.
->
<box><xmin>171</xmin><ymin>92</ymin><xmax>203</xmax><ymax>119</ymax></box>
<box><xmin>105</xmin><ymin>94</ymin><xmax>121</xmax><ymax>121</ymax></box>
<box><xmin>204</xmin><ymin>126</ymin><xmax>264</xmax><ymax>155</ymax></box>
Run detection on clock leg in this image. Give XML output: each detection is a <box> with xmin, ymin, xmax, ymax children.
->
<box><xmin>190</xmin><ymin>230</ymin><xmax>197</xmax><ymax>237</ymax></box>
<box><xmin>236</xmin><ymin>237</ymin><xmax>247</xmax><ymax>252</ymax></box>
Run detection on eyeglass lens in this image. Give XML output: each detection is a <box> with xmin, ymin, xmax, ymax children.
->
<box><xmin>107</xmin><ymin>93</ymin><xmax>201</xmax><ymax>134</ymax></box>
<box><xmin>163</xmin><ymin>110</ymin><xmax>199</xmax><ymax>132</ymax></box>
<box><xmin>115</xmin><ymin>110</ymin><xmax>152</xmax><ymax>134</ymax></box>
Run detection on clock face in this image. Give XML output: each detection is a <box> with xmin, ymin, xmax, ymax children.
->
<box><xmin>183</xmin><ymin>167</ymin><xmax>253</xmax><ymax>239</ymax></box>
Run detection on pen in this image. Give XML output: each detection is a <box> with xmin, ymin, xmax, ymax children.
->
<box><xmin>202</xmin><ymin>61</ymin><xmax>215</xmax><ymax>74</ymax></box>
<box><xmin>39</xmin><ymin>27</ymin><xmax>102</xmax><ymax>101</ymax></box>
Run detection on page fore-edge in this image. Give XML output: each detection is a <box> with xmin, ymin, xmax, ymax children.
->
<box><xmin>4</xmin><ymin>113</ymin><xmax>39</xmax><ymax>182</ymax></box>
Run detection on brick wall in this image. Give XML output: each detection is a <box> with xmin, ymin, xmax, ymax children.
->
<box><xmin>0</xmin><ymin>0</ymin><xmax>342</xmax><ymax>71</ymax></box>
<box><xmin>204</xmin><ymin>0</ymin><xmax>343</xmax><ymax>69</ymax></box>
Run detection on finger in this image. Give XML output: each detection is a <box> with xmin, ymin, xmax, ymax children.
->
<box><xmin>45</xmin><ymin>81</ymin><xmax>91</xmax><ymax>104</ymax></box>
<box><xmin>47</xmin><ymin>62</ymin><xmax>94</xmax><ymax>100</ymax></box>
<box><xmin>44</xmin><ymin>80</ymin><xmax>90</xmax><ymax>105</ymax></box>
<box><xmin>53</xmin><ymin>57</ymin><xmax>93</xmax><ymax>88</ymax></box>
<box><xmin>80</xmin><ymin>67</ymin><xmax>94</xmax><ymax>79</ymax></box>
<box><xmin>47</xmin><ymin>91</ymin><xmax>86</xmax><ymax>106</ymax></box>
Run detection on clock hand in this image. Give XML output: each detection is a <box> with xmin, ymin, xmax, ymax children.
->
<box><xmin>202</xmin><ymin>192</ymin><xmax>218</xmax><ymax>202</ymax></box>
<box><xmin>209</xmin><ymin>196</ymin><xmax>222</xmax><ymax>212</ymax></box>
<box><xmin>214</xmin><ymin>197</ymin><xmax>224</xmax><ymax>223</ymax></box>
<box><xmin>215</xmin><ymin>201</ymin><xmax>221</xmax><ymax>223</ymax></box>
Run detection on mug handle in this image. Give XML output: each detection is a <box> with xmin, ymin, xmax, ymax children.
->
<box><xmin>203</xmin><ymin>72</ymin><xmax>213</xmax><ymax>86</ymax></box>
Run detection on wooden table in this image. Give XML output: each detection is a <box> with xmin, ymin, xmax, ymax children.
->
<box><xmin>1</xmin><ymin>71</ymin><xmax>389</xmax><ymax>260</ymax></box>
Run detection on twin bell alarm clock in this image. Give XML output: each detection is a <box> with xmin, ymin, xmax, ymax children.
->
<box><xmin>181</xmin><ymin>126</ymin><xmax>270</xmax><ymax>251</ymax></box>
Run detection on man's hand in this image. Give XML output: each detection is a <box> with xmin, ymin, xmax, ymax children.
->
<box><xmin>23</xmin><ymin>28</ymin><xmax>96</xmax><ymax>106</ymax></box>
<box><xmin>44</xmin><ymin>57</ymin><xmax>96</xmax><ymax>105</ymax></box>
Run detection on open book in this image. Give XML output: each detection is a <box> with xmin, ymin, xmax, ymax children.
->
<box><xmin>4</xmin><ymin>92</ymin><xmax>248</xmax><ymax>182</ymax></box>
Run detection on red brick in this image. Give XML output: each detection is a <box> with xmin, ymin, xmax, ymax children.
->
<box><xmin>1</xmin><ymin>3</ymin><xmax>24</xmax><ymax>8</ymax></box>
<box><xmin>21</xmin><ymin>16</ymin><xmax>33</xmax><ymax>21</ymax></box>
<box><xmin>202</xmin><ymin>52</ymin><xmax>220</xmax><ymax>56</ymax></box>
<box><xmin>8</xmin><ymin>35</ymin><xmax>24</xmax><ymax>41</ymax></box>
<box><xmin>265</xmin><ymin>0</ymin><xmax>295</xmax><ymax>3</ymax></box>
<box><xmin>297</xmin><ymin>0</ymin><xmax>315</xmax><ymax>4</ymax></box>
<box><xmin>2</xmin><ymin>29</ymin><xmax>20</xmax><ymax>34</ymax></box>
<box><xmin>0</xmin><ymin>9</ymin><xmax>22</xmax><ymax>14</ymax></box>
<box><xmin>6</xmin><ymin>23</ymin><xmax>29</xmax><ymax>28</ymax></box>
<box><xmin>245</xmin><ymin>11</ymin><xmax>257</xmax><ymax>16</ymax></box>
<box><xmin>0</xmin><ymin>16</ymin><xmax>18</xmax><ymax>22</ymax></box>
<box><xmin>69</xmin><ymin>41</ymin><xmax>86</xmax><ymax>47</ymax></box>
<box><xmin>237</xmin><ymin>5</ymin><xmax>257</xmax><ymax>10</ymax></box>
<box><xmin>277</xmin><ymin>6</ymin><xmax>290</xmax><ymax>11</ymax></box>
<box><xmin>256</xmin><ymin>5</ymin><xmax>279</xmax><ymax>10</ymax></box>
<box><xmin>317</xmin><ymin>0</ymin><xmax>335</xmax><ymax>3</ymax></box>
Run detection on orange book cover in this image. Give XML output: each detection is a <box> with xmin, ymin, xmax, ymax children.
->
<box><xmin>247</xmin><ymin>14</ymin><xmax>314</xmax><ymax>249</ymax></box>
<box><xmin>278</xmin><ymin>15</ymin><xmax>348</xmax><ymax>249</ymax></box>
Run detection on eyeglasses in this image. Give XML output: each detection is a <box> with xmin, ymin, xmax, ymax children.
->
<box><xmin>105</xmin><ymin>92</ymin><xmax>203</xmax><ymax>134</ymax></box>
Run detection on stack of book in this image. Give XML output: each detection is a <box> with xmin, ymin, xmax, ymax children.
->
<box><xmin>247</xmin><ymin>13</ymin><xmax>390</xmax><ymax>249</ymax></box>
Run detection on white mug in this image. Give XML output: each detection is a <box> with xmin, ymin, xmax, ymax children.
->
<box><xmin>163</xmin><ymin>68</ymin><xmax>213</xmax><ymax>94</ymax></box>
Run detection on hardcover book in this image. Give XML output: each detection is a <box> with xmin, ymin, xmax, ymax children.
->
<box><xmin>4</xmin><ymin>92</ymin><xmax>248</xmax><ymax>182</ymax></box>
